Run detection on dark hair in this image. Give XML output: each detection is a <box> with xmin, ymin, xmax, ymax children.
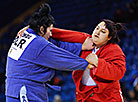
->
<box><xmin>28</xmin><ymin>3</ymin><xmax>55</xmax><ymax>34</ymax></box>
<box><xmin>102</xmin><ymin>19</ymin><xmax>125</xmax><ymax>44</ymax></box>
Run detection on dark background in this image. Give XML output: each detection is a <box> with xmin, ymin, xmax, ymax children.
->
<box><xmin>0</xmin><ymin>0</ymin><xmax>138</xmax><ymax>102</ymax></box>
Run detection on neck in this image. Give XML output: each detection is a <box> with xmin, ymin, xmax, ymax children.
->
<box><xmin>96</xmin><ymin>41</ymin><xmax>108</xmax><ymax>48</ymax></box>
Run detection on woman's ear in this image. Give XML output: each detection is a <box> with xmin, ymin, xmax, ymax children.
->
<box><xmin>39</xmin><ymin>26</ymin><xmax>45</xmax><ymax>35</ymax></box>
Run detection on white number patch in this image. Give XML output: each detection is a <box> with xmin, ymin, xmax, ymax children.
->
<box><xmin>8</xmin><ymin>31</ymin><xmax>36</xmax><ymax>60</ymax></box>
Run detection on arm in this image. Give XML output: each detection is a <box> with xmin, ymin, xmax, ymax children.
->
<box><xmin>49</xmin><ymin>38</ymin><xmax>82</xmax><ymax>56</ymax></box>
<box><xmin>86</xmin><ymin>44</ymin><xmax>126</xmax><ymax>80</ymax></box>
<box><xmin>16</xmin><ymin>26</ymin><xmax>91</xmax><ymax>43</ymax></box>
<box><xmin>86</xmin><ymin>54</ymin><xmax>126</xmax><ymax>80</ymax></box>
<box><xmin>95</xmin><ymin>55</ymin><xmax>126</xmax><ymax>80</ymax></box>
<box><xmin>52</xmin><ymin>28</ymin><xmax>91</xmax><ymax>43</ymax></box>
<box><xmin>33</xmin><ymin>42</ymin><xmax>89</xmax><ymax>71</ymax></box>
<box><xmin>49</xmin><ymin>37</ymin><xmax>94</xmax><ymax>55</ymax></box>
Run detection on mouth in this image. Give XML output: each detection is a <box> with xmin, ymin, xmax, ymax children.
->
<box><xmin>94</xmin><ymin>35</ymin><xmax>99</xmax><ymax>38</ymax></box>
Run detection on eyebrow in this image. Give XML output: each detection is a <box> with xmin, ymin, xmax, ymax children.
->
<box><xmin>102</xmin><ymin>28</ymin><xmax>106</xmax><ymax>31</ymax></box>
<box><xmin>97</xmin><ymin>25</ymin><xmax>107</xmax><ymax>31</ymax></box>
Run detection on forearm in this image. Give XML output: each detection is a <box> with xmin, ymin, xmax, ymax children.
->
<box><xmin>49</xmin><ymin>38</ymin><xmax>82</xmax><ymax>56</ymax></box>
<box><xmin>52</xmin><ymin>28</ymin><xmax>91</xmax><ymax>43</ymax></box>
<box><xmin>94</xmin><ymin>57</ymin><xmax>126</xmax><ymax>80</ymax></box>
<box><xmin>35</xmin><ymin>43</ymin><xmax>89</xmax><ymax>71</ymax></box>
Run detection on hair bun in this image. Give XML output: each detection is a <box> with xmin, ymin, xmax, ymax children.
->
<box><xmin>39</xmin><ymin>3</ymin><xmax>51</xmax><ymax>16</ymax></box>
<box><xmin>115</xmin><ymin>23</ymin><xmax>123</xmax><ymax>31</ymax></box>
<box><xmin>32</xmin><ymin>13</ymin><xmax>40</xmax><ymax>20</ymax></box>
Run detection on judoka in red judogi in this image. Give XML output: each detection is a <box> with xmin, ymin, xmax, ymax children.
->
<box><xmin>52</xmin><ymin>26</ymin><xmax>126</xmax><ymax>102</ymax></box>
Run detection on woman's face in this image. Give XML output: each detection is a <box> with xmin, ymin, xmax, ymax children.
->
<box><xmin>43</xmin><ymin>24</ymin><xmax>53</xmax><ymax>40</ymax></box>
<box><xmin>92</xmin><ymin>21</ymin><xmax>111</xmax><ymax>47</ymax></box>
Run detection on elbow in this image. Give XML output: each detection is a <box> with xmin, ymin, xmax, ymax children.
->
<box><xmin>119</xmin><ymin>68</ymin><xmax>126</xmax><ymax>80</ymax></box>
<box><xmin>115</xmin><ymin>67</ymin><xmax>126</xmax><ymax>80</ymax></box>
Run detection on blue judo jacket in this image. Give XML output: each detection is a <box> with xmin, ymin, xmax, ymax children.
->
<box><xmin>5</xmin><ymin>28</ymin><xmax>88</xmax><ymax>101</ymax></box>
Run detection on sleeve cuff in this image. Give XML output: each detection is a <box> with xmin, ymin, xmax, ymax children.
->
<box><xmin>83</xmin><ymin>60</ymin><xmax>89</xmax><ymax>70</ymax></box>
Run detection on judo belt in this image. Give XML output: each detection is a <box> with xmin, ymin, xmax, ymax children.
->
<box><xmin>45</xmin><ymin>81</ymin><xmax>61</xmax><ymax>91</ymax></box>
<box><xmin>23</xmin><ymin>79</ymin><xmax>61</xmax><ymax>91</ymax></box>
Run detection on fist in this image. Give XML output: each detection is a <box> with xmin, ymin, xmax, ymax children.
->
<box><xmin>81</xmin><ymin>37</ymin><xmax>95</xmax><ymax>50</ymax></box>
<box><xmin>86</xmin><ymin>53</ymin><xmax>98</xmax><ymax>67</ymax></box>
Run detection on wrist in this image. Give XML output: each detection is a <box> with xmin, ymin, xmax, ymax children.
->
<box><xmin>81</xmin><ymin>43</ymin><xmax>84</xmax><ymax>50</ymax></box>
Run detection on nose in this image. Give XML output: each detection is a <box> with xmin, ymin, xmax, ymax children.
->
<box><xmin>95</xmin><ymin>30</ymin><xmax>100</xmax><ymax>35</ymax></box>
<box><xmin>97</xmin><ymin>32</ymin><xmax>100</xmax><ymax>35</ymax></box>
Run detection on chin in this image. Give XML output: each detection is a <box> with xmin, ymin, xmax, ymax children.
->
<box><xmin>93</xmin><ymin>41</ymin><xmax>99</xmax><ymax>46</ymax></box>
<box><xmin>93</xmin><ymin>39</ymin><xmax>98</xmax><ymax>43</ymax></box>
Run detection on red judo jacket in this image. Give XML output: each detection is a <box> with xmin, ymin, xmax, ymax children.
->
<box><xmin>52</xmin><ymin>28</ymin><xmax>126</xmax><ymax>102</ymax></box>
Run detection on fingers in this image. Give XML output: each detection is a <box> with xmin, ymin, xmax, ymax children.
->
<box><xmin>17</xmin><ymin>25</ymin><xmax>30</xmax><ymax>37</ymax></box>
<box><xmin>87</xmin><ymin>37</ymin><xmax>93</xmax><ymax>43</ymax></box>
<box><xmin>82</xmin><ymin>37</ymin><xmax>94</xmax><ymax>50</ymax></box>
<box><xmin>87</xmin><ymin>64</ymin><xmax>94</xmax><ymax>69</ymax></box>
<box><xmin>86</xmin><ymin>53</ymin><xmax>94</xmax><ymax>60</ymax></box>
<box><xmin>85</xmin><ymin>53</ymin><xmax>98</xmax><ymax>67</ymax></box>
<box><xmin>87</xmin><ymin>37</ymin><xmax>95</xmax><ymax>48</ymax></box>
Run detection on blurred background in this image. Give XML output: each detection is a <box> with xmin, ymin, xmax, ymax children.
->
<box><xmin>0</xmin><ymin>0</ymin><xmax>138</xmax><ymax>102</ymax></box>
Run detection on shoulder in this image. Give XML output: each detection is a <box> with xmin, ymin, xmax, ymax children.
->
<box><xmin>98</xmin><ymin>43</ymin><xmax>125</xmax><ymax>58</ymax></box>
<box><xmin>107</xmin><ymin>43</ymin><xmax>124</xmax><ymax>54</ymax></box>
<box><xmin>24</xmin><ymin>35</ymin><xmax>50</xmax><ymax>55</ymax></box>
<box><xmin>33</xmin><ymin>36</ymin><xmax>50</xmax><ymax>47</ymax></box>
